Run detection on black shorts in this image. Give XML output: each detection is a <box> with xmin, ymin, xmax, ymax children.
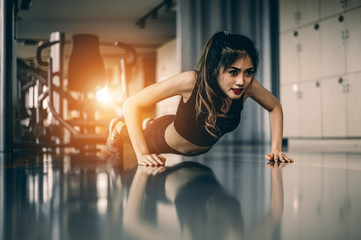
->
<box><xmin>121</xmin><ymin>115</ymin><xmax>184</xmax><ymax>155</ymax></box>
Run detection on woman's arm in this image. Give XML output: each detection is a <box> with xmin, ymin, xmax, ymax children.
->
<box><xmin>123</xmin><ymin>71</ymin><xmax>196</xmax><ymax>166</ymax></box>
<box><xmin>246</xmin><ymin>79</ymin><xmax>293</xmax><ymax>162</ymax></box>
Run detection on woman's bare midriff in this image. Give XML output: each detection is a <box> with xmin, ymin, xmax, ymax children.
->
<box><xmin>164</xmin><ymin>122</ymin><xmax>212</xmax><ymax>155</ymax></box>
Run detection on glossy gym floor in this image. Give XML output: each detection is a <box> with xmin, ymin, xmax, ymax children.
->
<box><xmin>1</xmin><ymin>143</ymin><xmax>361</xmax><ymax>240</ymax></box>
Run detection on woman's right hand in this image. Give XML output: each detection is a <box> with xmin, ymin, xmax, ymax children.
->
<box><xmin>137</xmin><ymin>154</ymin><xmax>166</xmax><ymax>166</ymax></box>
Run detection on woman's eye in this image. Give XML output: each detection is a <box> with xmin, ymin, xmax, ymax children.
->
<box><xmin>229</xmin><ymin>70</ymin><xmax>238</xmax><ymax>76</ymax></box>
<box><xmin>245</xmin><ymin>70</ymin><xmax>254</xmax><ymax>77</ymax></box>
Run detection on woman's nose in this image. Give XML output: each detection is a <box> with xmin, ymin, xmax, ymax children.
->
<box><xmin>235</xmin><ymin>75</ymin><xmax>245</xmax><ymax>87</ymax></box>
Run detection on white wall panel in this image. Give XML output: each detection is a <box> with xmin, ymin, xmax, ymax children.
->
<box><xmin>320</xmin><ymin>0</ymin><xmax>344</xmax><ymax>18</ymax></box>
<box><xmin>300</xmin><ymin>81</ymin><xmax>322</xmax><ymax>137</ymax></box>
<box><xmin>279</xmin><ymin>0</ymin><xmax>298</xmax><ymax>32</ymax></box>
<box><xmin>320</xmin><ymin>17</ymin><xmax>346</xmax><ymax>78</ymax></box>
<box><xmin>320</xmin><ymin>0</ymin><xmax>361</xmax><ymax>18</ymax></box>
<box><xmin>346</xmin><ymin>0</ymin><xmax>361</xmax><ymax>10</ymax></box>
<box><xmin>280</xmin><ymin>33</ymin><xmax>299</xmax><ymax>84</ymax></box>
<box><xmin>345</xmin><ymin>8</ymin><xmax>361</xmax><ymax>73</ymax></box>
<box><xmin>346</xmin><ymin>74</ymin><xmax>361</xmax><ymax>136</ymax></box>
<box><xmin>299</xmin><ymin>26</ymin><xmax>321</xmax><ymax>81</ymax></box>
<box><xmin>280</xmin><ymin>1</ymin><xmax>361</xmax><ymax>139</ymax></box>
<box><xmin>281</xmin><ymin>85</ymin><xmax>301</xmax><ymax>137</ymax></box>
<box><xmin>321</xmin><ymin>77</ymin><xmax>347</xmax><ymax>137</ymax></box>
<box><xmin>298</xmin><ymin>0</ymin><xmax>319</xmax><ymax>25</ymax></box>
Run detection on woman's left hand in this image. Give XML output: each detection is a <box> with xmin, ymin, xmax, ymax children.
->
<box><xmin>265</xmin><ymin>151</ymin><xmax>293</xmax><ymax>163</ymax></box>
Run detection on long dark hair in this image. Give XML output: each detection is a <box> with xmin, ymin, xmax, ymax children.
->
<box><xmin>195</xmin><ymin>31</ymin><xmax>259</xmax><ymax>138</ymax></box>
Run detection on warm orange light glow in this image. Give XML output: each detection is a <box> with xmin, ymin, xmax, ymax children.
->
<box><xmin>96</xmin><ymin>84</ymin><xmax>110</xmax><ymax>103</ymax></box>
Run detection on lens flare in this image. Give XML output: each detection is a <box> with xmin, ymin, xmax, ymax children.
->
<box><xmin>96</xmin><ymin>84</ymin><xmax>110</xmax><ymax>103</ymax></box>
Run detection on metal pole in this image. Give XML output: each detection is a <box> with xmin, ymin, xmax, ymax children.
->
<box><xmin>0</xmin><ymin>0</ymin><xmax>15</xmax><ymax>152</ymax></box>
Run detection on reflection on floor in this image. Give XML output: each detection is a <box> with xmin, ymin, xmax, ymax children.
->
<box><xmin>1</xmin><ymin>144</ymin><xmax>361</xmax><ymax>240</ymax></box>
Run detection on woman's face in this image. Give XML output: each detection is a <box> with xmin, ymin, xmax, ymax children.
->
<box><xmin>217</xmin><ymin>55</ymin><xmax>254</xmax><ymax>100</ymax></box>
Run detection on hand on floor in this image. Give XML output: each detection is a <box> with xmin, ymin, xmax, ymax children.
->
<box><xmin>138</xmin><ymin>153</ymin><xmax>166</xmax><ymax>166</ymax></box>
<box><xmin>265</xmin><ymin>151</ymin><xmax>293</xmax><ymax>163</ymax></box>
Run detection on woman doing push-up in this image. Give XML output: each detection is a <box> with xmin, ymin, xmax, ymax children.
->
<box><xmin>107</xmin><ymin>31</ymin><xmax>293</xmax><ymax>166</ymax></box>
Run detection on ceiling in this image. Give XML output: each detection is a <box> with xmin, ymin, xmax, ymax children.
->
<box><xmin>16</xmin><ymin>0</ymin><xmax>177</xmax><ymax>53</ymax></box>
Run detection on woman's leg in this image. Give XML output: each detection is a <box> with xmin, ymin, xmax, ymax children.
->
<box><xmin>107</xmin><ymin>115</ymin><xmax>183</xmax><ymax>155</ymax></box>
<box><xmin>107</xmin><ymin>118</ymin><xmax>130</xmax><ymax>154</ymax></box>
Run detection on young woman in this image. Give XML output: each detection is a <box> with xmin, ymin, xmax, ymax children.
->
<box><xmin>107</xmin><ymin>31</ymin><xmax>293</xmax><ymax>166</ymax></box>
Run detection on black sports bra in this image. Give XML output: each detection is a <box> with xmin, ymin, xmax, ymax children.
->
<box><xmin>173</xmin><ymin>84</ymin><xmax>244</xmax><ymax>147</ymax></box>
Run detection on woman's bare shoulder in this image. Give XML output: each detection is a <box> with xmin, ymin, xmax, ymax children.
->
<box><xmin>171</xmin><ymin>71</ymin><xmax>196</xmax><ymax>88</ymax></box>
<box><xmin>245</xmin><ymin>78</ymin><xmax>279</xmax><ymax>111</ymax></box>
<box><xmin>175</xmin><ymin>71</ymin><xmax>197</xmax><ymax>99</ymax></box>
<box><xmin>125</xmin><ymin>71</ymin><xmax>197</xmax><ymax>108</ymax></box>
<box><xmin>164</xmin><ymin>71</ymin><xmax>196</xmax><ymax>97</ymax></box>
<box><xmin>244</xmin><ymin>78</ymin><xmax>261</xmax><ymax>103</ymax></box>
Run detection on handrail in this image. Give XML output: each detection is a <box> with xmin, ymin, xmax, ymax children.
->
<box><xmin>47</xmin><ymin>57</ymin><xmax>78</xmax><ymax>135</ymax></box>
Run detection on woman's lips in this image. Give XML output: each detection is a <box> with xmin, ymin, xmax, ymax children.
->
<box><xmin>231</xmin><ymin>88</ymin><xmax>243</xmax><ymax>94</ymax></box>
